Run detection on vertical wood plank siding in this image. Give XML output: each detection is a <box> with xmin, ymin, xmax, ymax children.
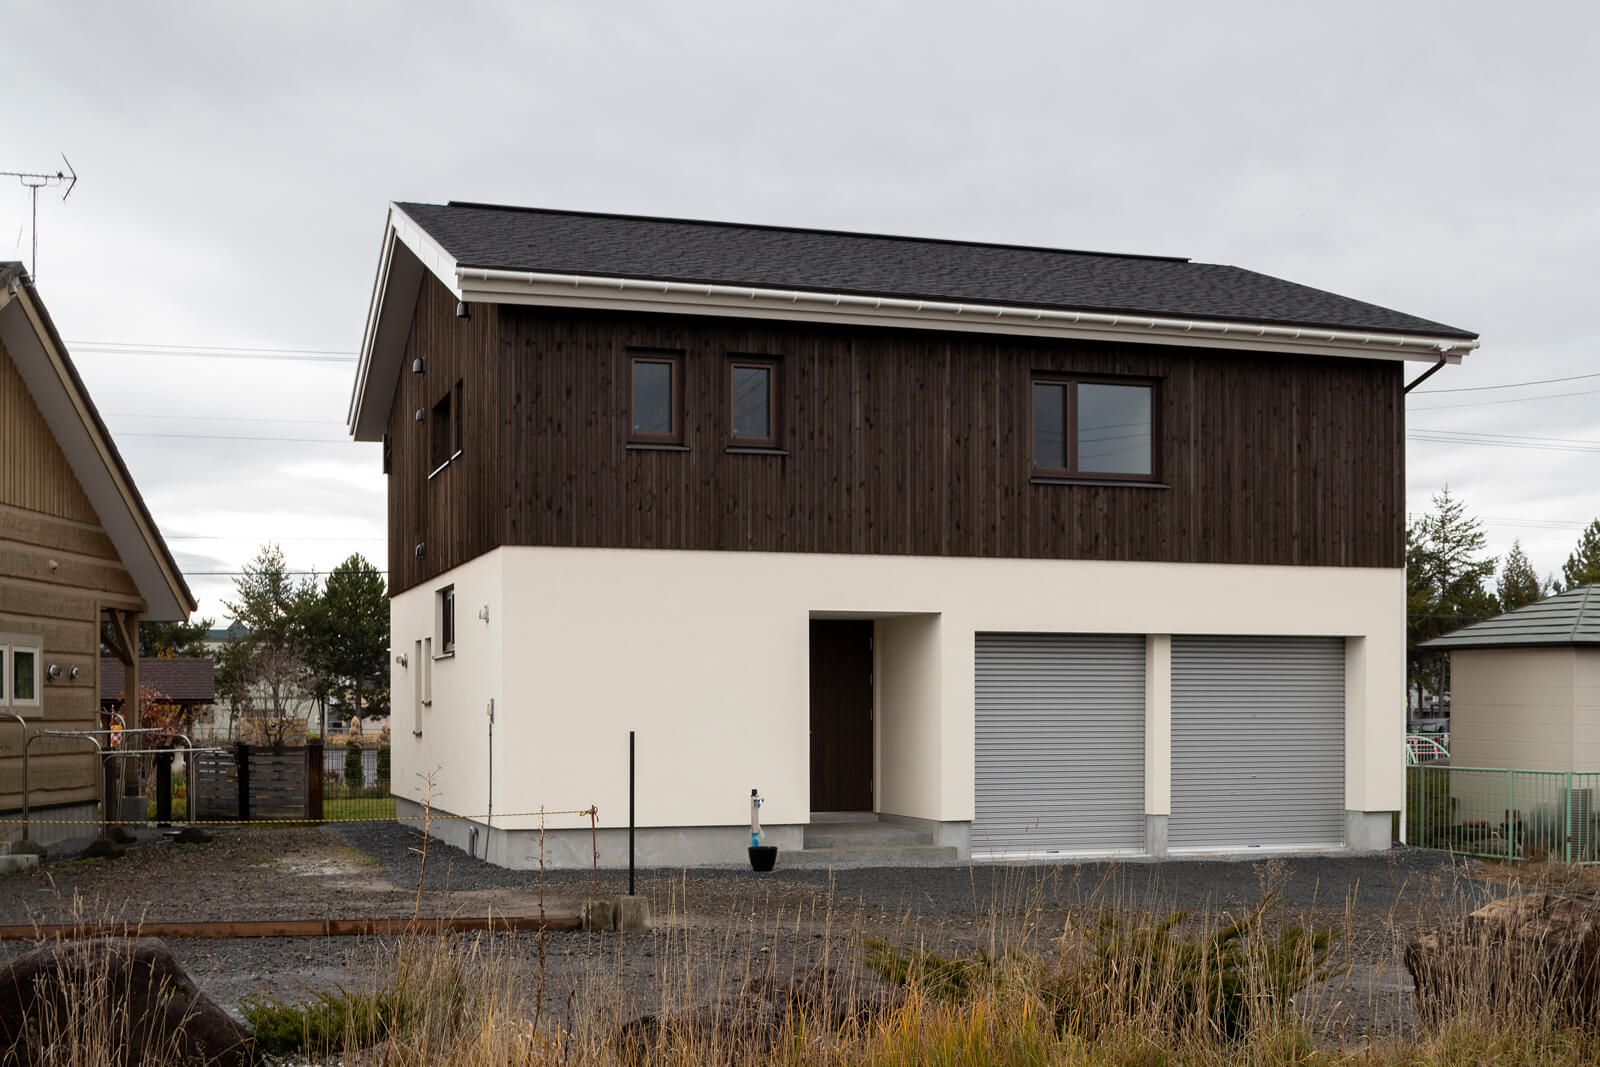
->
<box><xmin>386</xmin><ymin>276</ymin><xmax>1405</xmax><ymax>595</ymax></box>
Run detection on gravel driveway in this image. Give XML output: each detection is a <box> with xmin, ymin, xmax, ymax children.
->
<box><xmin>0</xmin><ymin>823</ymin><xmax>1512</xmax><ymax>1040</ymax></box>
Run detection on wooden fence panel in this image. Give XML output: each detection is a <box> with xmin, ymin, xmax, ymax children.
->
<box><xmin>193</xmin><ymin>749</ymin><xmax>239</xmax><ymax>820</ymax></box>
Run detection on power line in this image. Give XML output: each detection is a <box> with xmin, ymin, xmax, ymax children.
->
<box><xmin>1411</xmin><ymin>371</ymin><xmax>1600</xmax><ymax>394</ymax></box>
<box><xmin>105</xmin><ymin>412</ymin><xmax>345</xmax><ymax>425</ymax></box>
<box><xmin>116</xmin><ymin>431</ymin><xmax>356</xmax><ymax>443</ymax></box>
<box><xmin>183</xmin><ymin>570</ymin><xmax>388</xmax><ymax>576</ymax></box>
<box><xmin>1408</xmin><ymin>433</ymin><xmax>1600</xmax><ymax>455</ymax></box>
<box><xmin>166</xmin><ymin>535</ymin><xmax>385</xmax><ymax>542</ymax></box>
<box><xmin>69</xmin><ymin>339</ymin><xmax>355</xmax><ymax>357</ymax></box>
<box><xmin>1407</xmin><ymin>387</ymin><xmax>1600</xmax><ymax>411</ymax></box>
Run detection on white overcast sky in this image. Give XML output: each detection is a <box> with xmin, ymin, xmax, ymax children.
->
<box><xmin>4</xmin><ymin>2</ymin><xmax>1597</xmax><ymax>622</ymax></box>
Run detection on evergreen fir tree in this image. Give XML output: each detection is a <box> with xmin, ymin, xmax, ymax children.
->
<box><xmin>1562</xmin><ymin>519</ymin><xmax>1600</xmax><ymax>589</ymax></box>
<box><xmin>1497</xmin><ymin>539</ymin><xmax>1543</xmax><ymax>611</ymax></box>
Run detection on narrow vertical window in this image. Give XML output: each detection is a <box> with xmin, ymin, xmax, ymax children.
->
<box><xmin>451</xmin><ymin>379</ymin><xmax>464</xmax><ymax>457</ymax></box>
<box><xmin>430</xmin><ymin>389</ymin><xmax>453</xmax><ymax>473</ymax></box>
<box><xmin>412</xmin><ymin>639</ymin><xmax>423</xmax><ymax>735</ymax></box>
<box><xmin>439</xmin><ymin>585</ymin><xmax>456</xmax><ymax>654</ymax></box>
<box><xmin>423</xmin><ymin>637</ymin><xmax>433</xmax><ymax>706</ymax></box>
<box><xmin>629</xmin><ymin>353</ymin><xmax>683</xmax><ymax>444</ymax></box>
<box><xmin>729</xmin><ymin>358</ymin><xmax>779</xmax><ymax>448</ymax></box>
<box><xmin>0</xmin><ymin>643</ymin><xmax>8</xmax><ymax>708</ymax></box>
<box><xmin>1032</xmin><ymin>382</ymin><xmax>1067</xmax><ymax>472</ymax></box>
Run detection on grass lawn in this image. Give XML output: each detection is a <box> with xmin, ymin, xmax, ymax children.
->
<box><xmin>322</xmin><ymin>795</ymin><xmax>396</xmax><ymax>822</ymax></box>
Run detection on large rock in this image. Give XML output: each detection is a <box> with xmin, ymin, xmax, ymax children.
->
<box><xmin>0</xmin><ymin>937</ymin><xmax>253</xmax><ymax>1065</ymax></box>
<box><xmin>1407</xmin><ymin>892</ymin><xmax>1600</xmax><ymax>1029</ymax></box>
<box><xmin>614</xmin><ymin>964</ymin><xmax>902</xmax><ymax>1059</ymax></box>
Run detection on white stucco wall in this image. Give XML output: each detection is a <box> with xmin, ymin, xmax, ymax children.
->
<box><xmin>875</xmin><ymin>614</ymin><xmax>942</xmax><ymax>820</ymax></box>
<box><xmin>389</xmin><ymin>547</ymin><xmax>1405</xmax><ymax>840</ymax></box>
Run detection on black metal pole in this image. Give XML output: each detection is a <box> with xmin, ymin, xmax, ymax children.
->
<box><xmin>628</xmin><ymin>730</ymin><xmax>635</xmax><ymax>896</ymax></box>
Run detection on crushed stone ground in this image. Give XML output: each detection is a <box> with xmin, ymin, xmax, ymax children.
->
<box><xmin>0</xmin><ymin>823</ymin><xmax>1523</xmax><ymax>1040</ymax></box>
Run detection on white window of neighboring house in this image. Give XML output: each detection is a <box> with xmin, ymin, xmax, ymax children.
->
<box><xmin>0</xmin><ymin>636</ymin><xmax>43</xmax><ymax>711</ymax></box>
<box><xmin>11</xmin><ymin>646</ymin><xmax>38</xmax><ymax>707</ymax></box>
<box><xmin>439</xmin><ymin>585</ymin><xmax>456</xmax><ymax>655</ymax></box>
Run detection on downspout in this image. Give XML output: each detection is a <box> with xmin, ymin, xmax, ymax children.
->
<box><xmin>484</xmin><ymin>698</ymin><xmax>494</xmax><ymax>861</ymax></box>
<box><xmin>1403</xmin><ymin>357</ymin><xmax>1449</xmax><ymax>393</ymax></box>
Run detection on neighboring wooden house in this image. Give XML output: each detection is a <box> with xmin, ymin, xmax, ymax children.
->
<box><xmin>347</xmin><ymin>203</ymin><xmax>1478</xmax><ymax>867</ymax></box>
<box><xmin>1422</xmin><ymin>585</ymin><xmax>1600</xmax><ymax>771</ymax></box>
<box><xmin>0</xmin><ymin>264</ymin><xmax>195</xmax><ymax>845</ymax></box>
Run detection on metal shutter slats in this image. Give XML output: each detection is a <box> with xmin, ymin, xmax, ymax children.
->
<box><xmin>974</xmin><ymin>633</ymin><xmax>1145</xmax><ymax>857</ymax></box>
<box><xmin>1169</xmin><ymin>636</ymin><xmax>1344</xmax><ymax>850</ymax></box>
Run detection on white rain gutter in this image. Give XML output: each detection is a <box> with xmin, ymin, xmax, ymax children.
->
<box><xmin>457</xmin><ymin>266</ymin><xmax>1478</xmax><ymax>364</ymax></box>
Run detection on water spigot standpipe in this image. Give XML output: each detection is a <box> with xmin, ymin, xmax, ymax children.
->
<box><xmin>750</xmin><ymin>788</ymin><xmax>763</xmax><ymax>848</ymax></box>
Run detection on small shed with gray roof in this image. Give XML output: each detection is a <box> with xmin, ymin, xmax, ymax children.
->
<box><xmin>1422</xmin><ymin>584</ymin><xmax>1600</xmax><ymax>771</ymax></box>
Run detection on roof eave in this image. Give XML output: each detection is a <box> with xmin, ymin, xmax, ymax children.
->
<box><xmin>0</xmin><ymin>270</ymin><xmax>196</xmax><ymax>620</ymax></box>
<box><xmin>347</xmin><ymin>209</ymin><xmax>1479</xmax><ymax>442</ymax></box>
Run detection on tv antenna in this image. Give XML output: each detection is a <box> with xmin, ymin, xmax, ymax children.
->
<box><xmin>2</xmin><ymin>155</ymin><xmax>77</xmax><ymax>281</ymax></box>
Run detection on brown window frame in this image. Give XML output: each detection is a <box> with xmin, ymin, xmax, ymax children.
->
<box><xmin>628</xmin><ymin>351</ymin><xmax>684</xmax><ymax>445</ymax></box>
<box><xmin>727</xmin><ymin>356</ymin><xmax>781</xmax><ymax>449</ymax></box>
<box><xmin>1029</xmin><ymin>374</ymin><xmax>1161</xmax><ymax>483</ymax></box>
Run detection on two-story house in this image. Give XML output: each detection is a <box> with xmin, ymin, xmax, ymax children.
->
<box><xmin>346</xmin><ymin>203</ymin><xmax>1477</xmax><ymax>867</ymax></box>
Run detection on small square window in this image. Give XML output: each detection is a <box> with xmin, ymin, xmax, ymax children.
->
<box><xmin>1031</xmin><ymin>376</ymin><xmax>1157</xmax><ymax>481</ymax></box>
<box><xmin>629</xmin><ymin>353</ymin><xmax>682</xmax><ymax>444</ymax></box>
<box><xmin>729</xmin><ymin>358</ymin><xmax>780</xmax><ymax>448</ymax></box>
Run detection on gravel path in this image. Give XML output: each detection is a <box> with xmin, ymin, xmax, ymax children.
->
<box><xmin>0</xmin><ymin>822</ymin><xmax>1517</xmax><ymax>1040</ymax></box>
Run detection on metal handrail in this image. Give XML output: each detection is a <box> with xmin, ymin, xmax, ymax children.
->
<box><xmin>24</xmin><ymin>730</ymin><xmax>103</xmax><ymax>840</ymax></box>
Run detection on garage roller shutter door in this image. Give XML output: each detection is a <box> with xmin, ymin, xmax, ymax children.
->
<box><xmin>1170</xmin><ymin>636</ymin><xmax>1345</xmax><ymax>850</ymax></box>
<box><xmin>974</xmin><ymin>633</ymin><xmax>1146</xmax><ymax>857</ymax></box>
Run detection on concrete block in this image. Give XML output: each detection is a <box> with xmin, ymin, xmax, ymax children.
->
<box><xmin>0</xmin><ymin>854</ymin><xmax>39</xmax><ymax>873</ymax></box>
<box><xmin>580</xmin><ymin>898</ymin><xmax>616</xmax><ymax>932</ymax></box>
<box><xmin>615</xmin><ymin>895</ymin><xmax>651</xmax><ymax>932</ymax></box>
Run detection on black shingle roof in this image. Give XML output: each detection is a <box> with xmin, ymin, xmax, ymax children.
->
<box><xmin>1421</xmin><ymin>585</ymin><xmax>1600</xmax><ymax>650</ymax></box>
<box><xmin>397</xmin><ymin>202</ymin><xmax>1476</xmax><ymax>340</ymax></box>
<box><xmin>100</xmin><ymin>658</ymin><xmax>217</xmax><ymax>703</ymax></box>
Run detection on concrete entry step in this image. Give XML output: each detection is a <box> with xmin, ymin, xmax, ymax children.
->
<box><xmin>803</xmin><ymin>821</ymin><xmax>933</xmax><ymax>849</ymax></box>
<box><xmin>808</xmin><ymin>811</ymin><xmax>880</xmax><ymax>824</ymax></box>
<box><xmin>780</xmin><ymin>844</ymin><xmax>959</xmax><ymax>868</ymax></box>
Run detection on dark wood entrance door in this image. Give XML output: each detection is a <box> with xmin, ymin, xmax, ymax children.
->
<box><xmin>809</xmin><ymin>620</ymin><xmax>874</xmax><ymax>812</ymax></box>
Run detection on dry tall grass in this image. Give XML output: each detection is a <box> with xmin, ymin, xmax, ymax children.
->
<box><xmin>12</xmin><ymin>858</ymin><xmax>1600</xmax><ymax>1066</ymax></box>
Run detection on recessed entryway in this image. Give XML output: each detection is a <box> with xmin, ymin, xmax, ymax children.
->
<box><xmin>809</xmin><ymin>619</ymin><xmax>874</xmax><ymax>812</ymax></box>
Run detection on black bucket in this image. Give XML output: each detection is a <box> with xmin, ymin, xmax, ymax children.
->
<box><xmin>748</xmin><ymin>845</ymin><xmax>778</xmax><ymax>872</ymax></box>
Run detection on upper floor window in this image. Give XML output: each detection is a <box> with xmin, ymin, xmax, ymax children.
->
<box><xmin>1032</xmin><ymin>376</ymin><xmax>1157</xmax><ymax>481</ymax></box>
<box><xmin>630</xmin><ymin>352</ymin><xmax>683</xmax><ymax>445</ymax></box>
<box><xmin>729</xmin><ymin>357</ymin><xmax>780</xmax><ymax>448</ymax></box>
<box><xmin>430</xmin><ymin>380</ymin><xmax>462</xmax><ymax>474</ymax></box>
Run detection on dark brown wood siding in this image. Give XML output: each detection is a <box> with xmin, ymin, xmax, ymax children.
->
<box><xmin>386</xmin><ymin>275</ymin><xmax>1405</xmax><ymax>594</ymax></box>
<box><xmin>385</xmin><ymin>278</ymin><xmax>503</xmax><ymax>594</ymax></box>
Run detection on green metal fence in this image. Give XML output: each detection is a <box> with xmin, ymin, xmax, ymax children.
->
<box><xmin>1406</xmin><ymin>765</ymin><xmax>1600</xmax><ymax>864</ymax></box>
